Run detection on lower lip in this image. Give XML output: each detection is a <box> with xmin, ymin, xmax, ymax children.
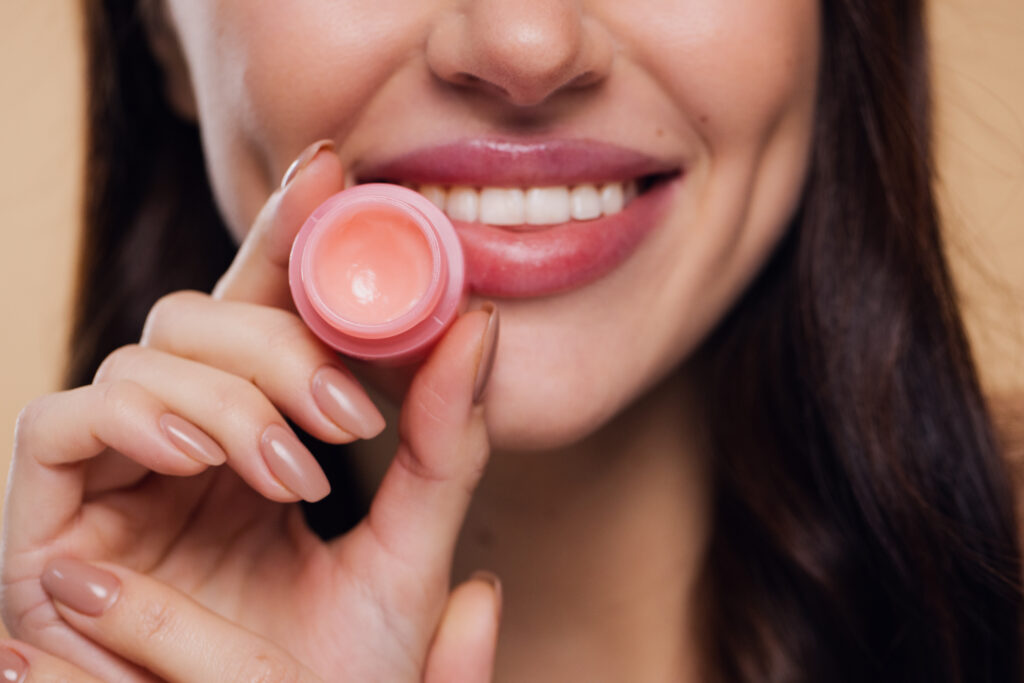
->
<box><xmin>453</xmin><ymin>176</ymin><xmax>680</xmax><ymax>298</ymax></box>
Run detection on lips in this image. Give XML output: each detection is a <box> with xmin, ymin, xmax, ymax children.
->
<box><xmin>355</xmin><ymin>138</ymin><xmax>682</xmax><ymax>298</ymax></box>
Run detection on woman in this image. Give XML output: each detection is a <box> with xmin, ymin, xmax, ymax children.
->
<box><xmin>1</xmin><ymin>0</ymin><xmax>1020</xmax><ymax>681</ymax></box>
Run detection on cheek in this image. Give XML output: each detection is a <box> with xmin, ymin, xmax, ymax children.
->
<box><xmin>485</xmin><ymin>3</ymin><xmax>820</xmax><ymax>448</ymax></box>
<box><xmin>178</xmin><ymin>1</ymin><xmax>438</xmax><ymax>240</ymax></box>
<box><xmin>644</xmin><ymin>0</ymin><xmax>820</xmax><ymax>340</ymax></box>
<box><xmin>633</xmin><ymin>1</ymin><xmax>820</xmax><ymax>144</ymax></box>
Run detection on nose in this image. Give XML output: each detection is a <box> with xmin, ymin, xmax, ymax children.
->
<box><xmin>425</xmin><ymin>0</ymin><xmax>613</xmax><ymax>107</ymax></box>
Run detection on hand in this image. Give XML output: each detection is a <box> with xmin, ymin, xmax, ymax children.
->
<box><xmin>2</xmin><ymin>560</ymin><xmax>499</xmax><ymax>682</ymax></box>
<box><xmin>1</xmin><ymin>142</ymin><xmax>501</xmax><ymax>680</ymax></box>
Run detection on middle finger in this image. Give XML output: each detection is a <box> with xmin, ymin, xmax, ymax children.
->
<box><xmin>96</xmin><ymin>344</ymin><xmax>327</xmax><ymax>503</ymax></box>
<box><xmin>139</xmin><ymin>289</ymin><xmax>384</xmax><ymax>443</ymax></box>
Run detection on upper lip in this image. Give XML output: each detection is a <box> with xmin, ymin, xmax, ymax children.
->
<box><xmin>353</xmin><ymin>137</ymin><xmax>682</xmax><ymax>188</ymax></box>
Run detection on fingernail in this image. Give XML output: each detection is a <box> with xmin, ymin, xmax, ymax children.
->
<box><xmin>471</xmin><ymin>570</ymin><xmax>503</xmax><ymax>620</ymax></box>
<box><xmin>311</xmin><ymin>366</ymin><xmax>386</xmax><ymax>439</ymax></box>
<box><xmin>41</xmin><ymin>558</ymin><xmax>121</xmax><ymax>617</ymax></box>
<box><xmin>0</xmin><ymin>647</ymin><xmax>27</xmax><ymax>683</ymax></box>
<box><xmin>472</xmin><ymin>303</ymin><xmax>499</xmax><ymax>405</ymax></box>
<box><xmin>260</xmin><ymin>424</ymin><xmax>331</xmax><ymax>502</ymax></box>
<box><xmin>280</xmin><ymin>139</ymin><xmax>335</xmax><ymax>190</ymax></box>
<box><xmin>160</xmin><ymin>414</ymin><xmax>227</xmax><ymax>466</ymax></box>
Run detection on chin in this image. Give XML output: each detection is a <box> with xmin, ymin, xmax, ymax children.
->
<box><xmin>480</xmin><ymin>361</ymin><xmax>628</xmax><ymax>453</ymax></box>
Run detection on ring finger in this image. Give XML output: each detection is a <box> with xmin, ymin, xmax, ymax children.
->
<box><xmin>96</xmin><ymin>343</ymin><xmax>330</xmax><ymax>503</ymax></box>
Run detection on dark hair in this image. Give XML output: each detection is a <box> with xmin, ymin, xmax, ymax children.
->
<box><xmin>74</xmin><ymin>1</ymin><xmax>1022</xmax><ymax>681</ymax></box>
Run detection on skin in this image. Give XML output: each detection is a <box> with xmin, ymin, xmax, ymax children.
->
<box><xmin>1</xmin><ymin>1</ymin><xmax>819</xmax><ymax>681</ymax></box>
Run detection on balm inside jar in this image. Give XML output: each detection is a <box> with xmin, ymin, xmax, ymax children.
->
<box><xmin>290</xmin><ymin>184</ymin><xmax>465</xmax><ymax>362</ymax></box>
<box><xmin>304</xmin><ymin>206</ymin><xmax>440</xmax><ymax>331</ymax></box>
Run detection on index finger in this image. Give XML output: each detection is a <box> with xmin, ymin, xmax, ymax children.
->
<box><xmin>212</xmin><ymin>139</ymin><xmax>345</xmax><ymax>308</ymax></box>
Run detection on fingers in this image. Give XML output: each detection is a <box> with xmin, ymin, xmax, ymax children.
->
<box><xmin>0</xmin><ymin>640</ymin><xmax>107</xmax><ymax>683</ymax></box>
<box><xmin>353</xmin><ymin>304</ymin><xmax>498</xmax><ymax>584</ymax></box>
<box><xmin>39</xmin><ymin>558</ymin><xmax>320</xmax><ymax>683</ymax></box>
<box><xmin>140</xmin><ymin>290</ymin><xmax>384</xmax><ymax>442</ymax></box>
<box><xmin>5</xmin><ymin>381</ymin><xmax>223</xmax><ymax>550</ymax></box>
<box><xmin>95</xmin><ymin>343</ymin><xmax>330</xmax><ymax>503</ymax></box>
<box><xmin>424</xmin><ymin>573</ymin><xmax>502</xmax><ymax>683</ymax></box>
<box><xmin>214</xmin><ymin>139</ymin><xmax>344</xmax><ymax>307</ymax></box>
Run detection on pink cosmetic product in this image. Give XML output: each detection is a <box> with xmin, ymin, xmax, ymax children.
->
<box><xmin>289</xmin><ymin>183</ymin><xmax>465</xmax><ymax>363</ymax></box>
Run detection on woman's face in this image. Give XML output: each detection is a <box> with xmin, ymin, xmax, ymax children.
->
<box><xmin>156</xmin><ymin>0</ymin><xmax>820</xmax><ymax>450</ymax></box>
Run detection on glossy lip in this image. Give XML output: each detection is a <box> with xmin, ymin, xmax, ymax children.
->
<box><xmin>354</xmin><ymin>137</ymin><xmax>684</xmax><ymax>298</ymax></box>
<box><xmin>455</xmin><ymin>176</ymin><xmax>679</xmax><ymax>297</ymax></box>
<box><xmin>355</xmin><ymin>137</ymin><xmax>681</xmax><ymax>187</ymax></box>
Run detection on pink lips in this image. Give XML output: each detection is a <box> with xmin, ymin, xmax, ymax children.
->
<box><xmin>356</xmin><ymin>138</ymin><xmax>682</xmax><ymax>298</ymax></box>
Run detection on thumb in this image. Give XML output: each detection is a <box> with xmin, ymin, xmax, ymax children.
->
<box><xmin>424</xmin><ymin>572</ymin><xmax>502</xmax><ymax>683</ymax></box>
<box><xmin>213</xmin><ymin>139</ymin><xmax>344</xmax><ymax>308</ymax></box>
<box><xmin>343</xmin><ymin>303</ymin><xmax>498</xmax><ymax>589</ymax></box>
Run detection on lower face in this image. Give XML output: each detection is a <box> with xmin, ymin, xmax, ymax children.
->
<box><xmin>164</xmin><ymin>0</ymin><xmax>820</xmax><ymax>451</ymax></box>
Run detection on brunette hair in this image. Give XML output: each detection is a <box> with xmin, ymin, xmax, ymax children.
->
<box><xmin>73</xmin><ymin>1</ymin><xmax>1022</xmax><ymax>681</ymax></box>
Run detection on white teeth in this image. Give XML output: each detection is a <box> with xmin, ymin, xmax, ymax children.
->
<box><xmin>419</xmin><ymin>184</ymin><xmax>447</xmax><ymax>209</ymax></box>
<box><xmin>412</xmin><ymin>180</ymin><xmax>639</xmax><ymax>226</ymax></box>
<box><xmin>569</xmin><ymin>185</ymin><xmax>602</xmax><ymax>220</ymax></box>
<box><xmin>525</xmin><ymin>186</ymin><xmax>571</xmax><ymax>225</ymax></box>
<box><xmin>624</xmin><ymin>179</ymin><xmax>638</xmax><ymax>205</ymax></box>
<box><xmin>479</xmin><ymin>187</ymin><xmax>525</xmax><ymax>226</ymax></box>
<box><xmin>446</xmin><ymin>186</ymin><xmax>479</xmax><ymax>222</ymax></box>
<box><xmin>600</xmin><ymin>183</ymin><xmax>624</xmax><ymax>215</ymax></box>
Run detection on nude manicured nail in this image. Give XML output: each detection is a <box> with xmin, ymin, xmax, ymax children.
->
<box><xmin>311</xmin><ymin>366</ymin><xmax>385</xmax><ymax>439</ymax></box>
<box><xmin>260</xmin><ymin>424</ymin><xmax>331</xmax><ymax>502</ymax></box>
<box><xmin>473</xmin><ymin>303</ymin><xmax>500</xmax><ymax>405</ymax></box>
<box><xmin>41</xmin><ymin>558</ymin><xmax>121</xmax><ymax>617</ymax></box>
<box><xmin>281</xmin><ymin>139</ymin><xmax>335</xmax><ymax>189</ymax></box>
<box><xmin>160</xmin><ymin>414</ymin><xmax>226</xmax><ymax>466</ymax></box>
<box><xmin>0</xmin><ymin>647</ymin><xmax>27</xmax><ymax>682</ymax></box>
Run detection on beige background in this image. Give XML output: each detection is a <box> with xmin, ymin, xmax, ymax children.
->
<box><xmin>0</xmin><ymin>4</ymin><xmax>1022</xmax><ymax>499</ymax></box>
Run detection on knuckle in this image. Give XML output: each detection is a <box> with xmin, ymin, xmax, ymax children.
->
<box><xmin>135</xmin><ymin>594</ymin><xmax>179</xmax><ymax>644</ymax></box>
<box><xmin>13</xmin><ymin>396</ymin><xmax>49</xmax><ymax>447</ymax></box>
<box><xmin>93</xmin><ymin>343</ymin><xmax>143</xmax><ymax>383</ymax></box>
<box><xmin>99</xmin><ymin>379</ymin><xmax>148</xmax><ymax>421</ymax></box>
<box><xmin>261</xmin><ymin>309</ymin><xmax>325</xmax><ymax>363</ymax></box>
<box><xmin>205</xmin><ymin>376</ymin><xmax>283</xmax><ymax>439</ymax></box>
<box><xmin>208</xmin><ymin>374</ymin><xmax>264</xmax><ymax>418</ymax></box>
<box><xmin>232</xmin><ymin>647</ymin><xmax>302</xmax><ymax>683</ymax></box>
<box><xmin>141</xmin><ymin>289</ymin><xmax>206</xmax><ymax>343</ymax></box>
<box><xmin>412</xmin><ymin>378</ymin><xmax>451</xmax><ymax>429</ymax></box>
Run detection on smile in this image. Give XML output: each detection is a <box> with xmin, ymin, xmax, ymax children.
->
<box><xmin>402</xmin><ymin>180</ymin><xmax>639</xmax><ymax>228</ymax></box>
<box><xmin>355</xmin><ymin>138</ymin><xmax>683</xmax><ymax>297</ymax></box>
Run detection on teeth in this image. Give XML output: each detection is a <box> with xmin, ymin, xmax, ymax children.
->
<box><xmin>409</xmin><ymin>180</ymin><xmax>641</xmax><ymax>226</ymax></box>
<box><xmin>479</xmin><ymin>187</ymin><xmax>525</xmax><ymax>226</ymax></box>
<box><xmin>569</xmin><ymin>185</ymin><xmax>602</xmax><ymax>220</ymax></box>
<box><xmin>419</xmin><ymin>184</ymin><xmax>447</xmax><ymax>210</ymax></box>
<box><xmin>446</xmin><ymin>186</ymin><xmax>479</xmax><ymax>222</ymax></box>
<box><xmin>623</xmin><ymin>179</ymin><xmax>638</xmax><ymax>205</ymax></box>
<box><xmin>525</xmin><ymin>187</ymin><xmax>571</xmax><ymax>225</ymax></box>
<box><xmin>600</xmin><ymin>183</ymin><xmax>624</xmax><ymax>215</ymax></box>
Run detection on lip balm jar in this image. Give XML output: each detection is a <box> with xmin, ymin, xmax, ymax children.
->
<box><xmin>289</xmin><ymin>183</ymin><xmax>466</xmax><ymax>363</ymax></box>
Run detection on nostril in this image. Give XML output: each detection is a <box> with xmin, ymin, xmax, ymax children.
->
<box><xmin>455</xmin><ymin>72</ymin><xmax>481</xmax><ymax>86</ymax></box>
<box><xmin>452</xmin><ymin>72</ymin><xmax>510</xmax><ymax>99</ymax></box>
<box><xmin>568</xmin><ymin>71</ymin><xmax>601</xmax><ymax>89</ymax></box>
